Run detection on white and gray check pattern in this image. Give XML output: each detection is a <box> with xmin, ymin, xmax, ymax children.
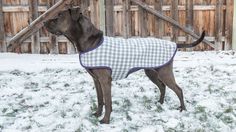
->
<box><xmin>79</xmin><ymin>36</ymin><xmax>177</xmax><ymax>81</ymax></box>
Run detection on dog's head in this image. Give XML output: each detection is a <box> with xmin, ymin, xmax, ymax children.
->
<box><xmin>44</xmin><ymin>6</ymin><xmax>82</xmax><ymax>35</ymax></box>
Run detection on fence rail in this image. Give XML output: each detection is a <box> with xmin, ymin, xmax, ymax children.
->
<box><xmin>0</xmin><ymin>0</ymin><xmax>234</xmax><ymax>54</ymax></box>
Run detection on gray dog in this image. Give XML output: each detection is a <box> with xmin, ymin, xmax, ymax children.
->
<box><xmin>44</xmin><ymin>7</ymin><xmax>205</xmax><ymax>124</ymax></box>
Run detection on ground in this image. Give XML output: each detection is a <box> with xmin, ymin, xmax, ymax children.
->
<box><xmin>0</xmin><ymin>51</ymin><xmax>235</xmax><ymax>132</ymax></box>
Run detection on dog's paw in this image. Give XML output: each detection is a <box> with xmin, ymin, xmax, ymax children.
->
<box><xmin>158</xmin><ymin>99</ymin><xmax>164</xmax><ymax>104</ymax></box>
<box><xmin>99</xmin><ymin>118</ymin><xmax>110</xmax><ymax>124</ymax></box>
<box><xmin>92</xmin><ymin>111</ymin><xmax>102</xmax><ymax>117</ymax></box>
<box><xmin>178</xmin><ymin>106</ymin><xmax>187</xmax><ymax>112</ymax></box>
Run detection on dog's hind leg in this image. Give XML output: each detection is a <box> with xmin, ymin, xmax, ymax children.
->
<box><xmin>155</xmin><ymin>61</ymin><xmax>186</xmax><ymax>111</ymax></box>
<box><xmin>144</xmin><ymin>69</ymin><xmax>166</xmax><ymax>104</ymax></box>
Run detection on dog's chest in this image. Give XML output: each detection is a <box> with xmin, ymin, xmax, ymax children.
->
<box><xmin>79</xmin><ymin>37</ymin><xmax>177</xmax><ymax>81</ymax></box>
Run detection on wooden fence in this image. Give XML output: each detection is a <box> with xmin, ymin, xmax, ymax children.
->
<box><xmin>0</xmin><ymin>0</ymin><xmax>234</xmax><ymax>54</ymax></box>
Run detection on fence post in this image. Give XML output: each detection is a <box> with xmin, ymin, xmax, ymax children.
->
<box><xmin>154</xmin><ymin>0</ymin><xmax>163</xmax><ymax>38</ymax></box>
<box><xmin>171</xmin><ymin>0</ymin><xmax>178</xmax><ymax>42</ymax></box>
<box><xmin>186</xmin><ymin>0</ymin><xmax>193</xmax><ymax>51</ymax></box>
<box><xmin>47</xmin><ymin>0</ymin><xmax>58</xmax><ymax>54</ymax></box>
<box><xmin>215</xmin><ymin>0</ymin><xmax>223</xmax><ymax>50</ymax></box>
<box><xmin>0</xmin><ymin>0</ymin><xmax>6</xmax><ymax>52</ymax></box>
<box><xmin>105</xmin><ymin>0</ymin><xmax>114</xmax><ymax>36</ymax></box>
<box><xmin>99</xmin><ymin>0</ymin><xmax>106</xmax><ymax>34</ymax></box>
<box><xmin>233</xmin><ymin>0</ymin><xmax>236</xmax><ymax>50</ymax></box>
<box><xmin>29</xmin><ymin>0</ymin><xmax>40</xmax><ymax>54</ymax></box>
<box><xmin>123</xmin><ymin>0</ymin><xmax>131</xmax><ymax>38</ymax></box>
<box><xmin>90</xmin><ymin>0</ymin><xmax>97</xmax><ymax>27</ymax></box>
<box><xmin>225</xmin><ymin>0</ymin><xmax>233</xmax><ymax>50</ymax></box>
<box><xmin>138</xmin><ymin>0</ymin><xmax>148</xmax><ymax>37</ymax></box>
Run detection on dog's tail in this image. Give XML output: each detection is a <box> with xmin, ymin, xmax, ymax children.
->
<box><xmin>177</xmin><ymin>31</ymin><xmax>205</xmax><ymax>48</ymax></box>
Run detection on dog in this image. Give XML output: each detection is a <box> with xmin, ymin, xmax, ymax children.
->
<box><xmin>44</xmin><ymin>7</ymin><xmax>205</xmax><ymax>124</ymax></box>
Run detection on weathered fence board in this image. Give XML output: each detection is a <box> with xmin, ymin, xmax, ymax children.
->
<box><xmin>30</xmin><ymin>0</ymin><xmax>40</xmax><ymax>53</ymax></box>
<box><xmin>47</xmin><ymin>0</ymin><xmax>58</xmax><ymax>54</ymax></box>
<box><xmin>171</xmin><ymin>0</ymin><xmax>178</xmax><ymax>42</ymax></box>
<box><xmin>123</xmin><ymin>0</ymin><xmax>131</xmax><ymax>38</ymax></box>
<box><xmin>0</xmin><ymin>0</ymin><xmax>6</xmax><ymax>52</ymax></box>
<box><xmin>215</xmin><ymin>0</ymin><xmax>223</xmax><ymax>50</ymax></box>
<box><xmin>154</xmin><ymin>0</ymin><xmax>163</xmax><ymax>38</ymax></box>
<box><xmin>99</xmin><ymin>0</ymin><xmax>106</xmax><ymax>34</ymax></box>
<box><xmin>90</xmin><ymin>0</ymin><xmax>97</xmax><ymax>27</ymax></box>
<box><xmin>233</xmin><ymin>0</ymin><xmax>236</xmax><ymax>50</ymax></box>
<box><xmin>225</xmin><ymin>0</ymin><xmax>234</xmax><ymax>50</ymax></box>
<box><xmin>131</xmin><ymin>0</ymin><xmax>215</xmax><ymax>48</ymax></box>
<box><xmin>138</xmin><ymin>2</ymin><xmax>148</xmax><ymax>37</ymax></box>
<box><xmin>0</xmin><ymin>0</ymin><xmax>234</xmax><ymax>54</ymax></box>
<box><xmin>8</xmin><ymin>0</ymin><xmax>73</xmax><ymax>51</ymax></box>
<box><xmin>186</xmin><ymin>0</ymin><xmax>193</xmax><ymax>51</ymax></box>
<box><xmin>105</xmin><ymin>0</ymin><xmax>114</xmax><ymax>36</ymax></box>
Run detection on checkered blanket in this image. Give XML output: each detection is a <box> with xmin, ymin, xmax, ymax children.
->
<box><xmin>79</xmin><ymin>36</ymin><xmax>177</xmax><ymax>81</ymax></box>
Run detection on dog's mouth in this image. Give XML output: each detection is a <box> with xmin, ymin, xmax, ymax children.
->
<box><xmin>44</xmin><ymin>21</ymin><xmax>62</xmax><ymax>36</ymax></box>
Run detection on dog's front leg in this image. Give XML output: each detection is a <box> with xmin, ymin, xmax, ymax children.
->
<box><xmin>92</xmin><ymin>78</ymin><xmax>104</xmax><ymax>117</ymax></box>
<box><xmin>87</xmin><ymin>69</ymin><xmax>104</xmax><ymax>117</ymax></box>
<box><xmin>91</xmin><ymin>69</ymin><xmax>112</xmax><ymax>124</ymax></box>
<box><xmin>99</xmin><ymin>75</ymin><xmax>112</xmax><ymax>124</ymax></box>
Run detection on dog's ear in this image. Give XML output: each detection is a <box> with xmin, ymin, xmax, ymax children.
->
<box><xmin>69</xmin><ymin>7</ymin><xmax>81</xmax><ymax>21</ymax></box>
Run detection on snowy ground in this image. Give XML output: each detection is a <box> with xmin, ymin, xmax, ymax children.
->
<box><xmin>0</xmin><ymin>51</ymin><xmax>235</xmax><ymax>132</ymax></box>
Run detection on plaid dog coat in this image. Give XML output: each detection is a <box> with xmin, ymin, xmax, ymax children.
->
<box><xmin>79</xmin><ymin>36</ymin><xmax>177</xmax><ymax>81</ymax></box>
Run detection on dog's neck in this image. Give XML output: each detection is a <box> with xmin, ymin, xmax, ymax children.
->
<box><xmin>64</xmin><ymin>21</ymin><xmax>103</xmax><ymax>53</ymax></box>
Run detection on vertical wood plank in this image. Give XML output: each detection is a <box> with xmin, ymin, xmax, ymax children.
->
<box><xmin>123</xmin><ymin>0</ymin><xmax>131</xmax><ymax>38</ymax></box>
<box><xmin>225</xmin><ymin>0</ymin><xmax>233</xmax><ymax>50</ymax></box>
<box><xmin>29</xmin><ymin>0</ymin><xmax>40</xmax><ymax>54</ymax></box>
<box><xmin>58</xmin><ymin>42</ymin><xmax>67</xmax><ymax>54</ymax></box>
<box><xmin>105</xmin><ymin>0</ymin><xmax>114</xmax><ymax>36</ymax></box>
<box><xmin>47</xmin><ymin>0</ymin><xmax>58</xmax><ymax>54</ymax></box>
<box><xmin>99</xmin><ymin>0</ymin><xmax>106</xmax><ymax>34</ymax></box>
<box><xmin>154</xmin><ymin>0</ymin><xmax>164</xmax><ymax>38</ymax></box>
<box><xmin>215</xmin><ymin>0</ymin><xmax>223</xmax><ymax>50</ymax></box>
<box><xmin>186</xmin><ymin>0</ymin><xmax>193</xmax><ymax>51</ymax></box>
<box><xmin>0</xmin><ymin>0</ymin><xmax>6</xmax><ymax>52</ymax></box>
<box><xmin>233</xmin><ymin>0</ymin><xmax>236</xmax><ymax>50</ymax></box>
<box><xmin>90</xmin><ymin>0</ymin><xmax>97</xmax><ymax>26</ymax></box>
<box><xmin>67</xmin><ymin>41</ymin><xmax>76</xmax><ymax>54</ymax></box>
<box><xmin>171</xmin><ymin>0</ymin><xmax>178</xmax><ymax>42</ymax></box>
<box><xmin>138</xmin><ymin>0</ymin><xmax>148</xmax><ymax>37</ymax></box>
<box><xmin>80</xmin><ymin>0</ymin><xmax>89</xmax><ymax>16</ymax></box>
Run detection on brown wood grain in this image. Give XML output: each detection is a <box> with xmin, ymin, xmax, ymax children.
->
<box><xmin>47</xmin><ymin>0</ymin><xmax>58</xmax><ymax>54</ymax></box>
<box><xmin>0</xmin><ymin>0</ymin><xmax>6</xmax><ymax>52</ymax></box>
<box><xmin>0</xmin><ymin>0</ymin><xmax>234</xmax><ymax>53</ymax></box>
<box><xmin>123</xmin><ymin>0</ymin><xmax>131</xmax><ymax>38</ymax></box>
<box><xmin>105</xmin><ymin>0</ymin><xmax>114</xmax><ymax>36</ymax></box>
<box><xmin>58</xmin><ymin>42</ymin><xmax>67</xmax><ymax>54</ymax></box>
<box><xmin>215</xmin><ymin>0</ymin><xmax>223</xmax><ymax>50</ymax></box>
<box><xmin>30</xmin><ymin>0</ymin><xmax>40</xmax><ymax>54</ymax></box>
<box><xmin>186</xmin><ymin>0</ymin><xmax>193</xmax><ymax>51</ymax></box>
<box><xmin>225</xmin><ymin>0</ymin><xmax>233</xmax><ymax>50</ymax></box>
<box><xmin>138</xmin><ymin>0</ymin><xmax>148</xmax><ymax>37</ymax></box>
<box><xmin>8</xmin><ymin>0</ymin><xmax>73</xmax><ymax>50</ymax></box>
<box><xmin>131</xmin><ymin>0</ymin><xmax>215</xmax><ymax>48</ymax></box>
<box><xmin>154</xmin><ymin>0</ymin><xmax>164</xmax><ymax>38</ymax></box>
<box><xmin>171</xmin><ymin>0</ymin><xmax>178</xmax><ymax>42</ymax></box>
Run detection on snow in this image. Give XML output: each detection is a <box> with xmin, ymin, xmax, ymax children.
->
<box><xmin>0</xmin><ymin>51</ymin><xmax>235</xmax><ymax>131</ymax></box>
